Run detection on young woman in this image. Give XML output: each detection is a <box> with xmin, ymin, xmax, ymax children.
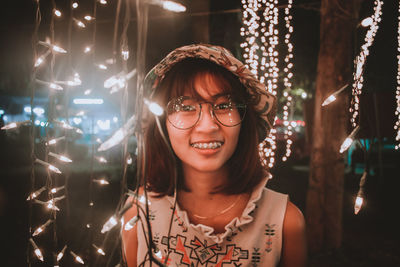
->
<box><xmin>122</xmin><ymin>44</ymin><xmax>307</xmax><ymax>267</ymax></box>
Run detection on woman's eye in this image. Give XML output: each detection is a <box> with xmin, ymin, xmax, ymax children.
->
<box><xmin>214</xmin><ymin>102</ymin><xmax>232</xmax><ymax>110</ymax></box>
<box><xmin>177</xmin><ymin>104</ymin><xmax>196</xmax><ymax>112</ymax></box>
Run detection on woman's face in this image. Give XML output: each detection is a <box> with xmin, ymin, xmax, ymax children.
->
<box><xmin>166</xmin><ymin>72</ymin><xmax>241</xmax><ymax>175</ymax></box>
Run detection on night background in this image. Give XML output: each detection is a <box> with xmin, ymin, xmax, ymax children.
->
<box><xmin>0</xmin><ymin>0</ymin><xmax>399</xmax><ymax>266</ymax></box>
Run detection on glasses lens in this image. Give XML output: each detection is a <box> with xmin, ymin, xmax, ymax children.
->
<box><xmin>213</xmin><ymin>95</ymin><xmax>246</xmax><ymax>127</ymax></box>
<box><xmin>167</xmin><ymin>97</ymin><xmax>200</xmax><ymax>129</ymax></box>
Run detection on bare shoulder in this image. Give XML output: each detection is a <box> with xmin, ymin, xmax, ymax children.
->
<box><xmin>280</xmin><ymin>200</ymin><xmax>307</xmax><ymax>267</ymax></box>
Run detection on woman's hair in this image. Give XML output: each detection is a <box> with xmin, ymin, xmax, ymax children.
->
<box><xmin>143</xmin><ymin>58</ymin><xmax>265</xmax><ymax>196</ymax></box>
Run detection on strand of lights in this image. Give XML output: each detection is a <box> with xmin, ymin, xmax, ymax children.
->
<box><xmin>354</xmin><ymin>170</ymin><xmax>367</xmax><ymax>214</ymax></box>
<box><xmin>34</xmin><ymin>50</ymin><xmax>51</xmax><ymax>67</ymax></box>
<box><xmin>38</xmin><ymin>41</ymin><xmax>68</xmax><ymax>54</ymax></box>
<box><xmin>33</xmin><ymin>219</ymin><xmax>53</xmax><ymax>236</ymax></box>
<box><xmin>240</xmin><ymin>0</ymin><xmax>261</xmax><ymax>76</ymax></box>
<box><xmin>350</xmin><ymin>0</ymin><xmax>383</xmax><ymax>128</ymax></box>
<box><xmin>281</xmin><ymin>0</ymin><xmax>294</xmax><ymax>162</ymax></box>
<box><xmin>57</xmin><ymin>245</ymin><xmax>67</xmax><ymax>261</ymax></box>
<box><xmin>53</xmin><ymin>120</ymin><xmax>83</xmax><ymax>134</ymax></box>
<box><xmin>92</xmin><ymin>244</ymin><xmax>106</xmax><ymax>256</ymax></box>
<box><xmin>50</xmin><ymin>185</ymin><xmax>65</xmax><ymax>194</ymax></box>
<box><xmin>395</xmin><ymin>1</ymin><xmax>400</xmax><ymax>150</ymax></box>
<box><xmin>101</xmin><ymin>201</ymin><xmax>134</xmax><ymax>233</ymax></box>
<box><xmin>339</xmin><ymin>125</ymin><xmax>360</xmax><ymax>153</ymax></box>
<box><xmin>35</xmin><ymin>158</ymin><xmax>62</xmax><ymax>174</ymax></box>
<box><xmin>34</xmin><ymin>199</ymin><xmax>60</xmax><ymax>211</ymax></box>
<box><xmin>93</xmin><ymin>178</ymin><xmax>109</xmax><ymax>185</ymax></box>
<box><xmin>73</xmin><ymin>18</ymin><xmax>86</xmax><ymax>28</ymax></box>
<box><xmin>27</xmin><ymin>186</ymin><xmax>46</xmax><ymax>201</ymax></box>
<box><xmin>70</xmin><ymin>250</ymin><xmax>85</xmax><ymax>264</ymax></box>
<box><xmin>123</xmin><ymin>215</ymin><xmax>139</xmax><ymax>231</ymax></box>
<box><xmin>48</xmin><ymin>152</ymin><xmax>73</xmax><ymax>163</ymax></box>
<box><xmin>29</xmin><ymin>238</ymin><xmax>44</xmax><ymax>262</ymax></box>
<box><xmin>321</xmin><ymin>84</ymin><xmax>349</xmax><ymax>106</ymax></box>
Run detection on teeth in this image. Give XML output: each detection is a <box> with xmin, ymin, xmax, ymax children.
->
<box><xmin>191</xmin><ymin>142</ymin><xmax>222</xmax><ymax>149</ymax></box>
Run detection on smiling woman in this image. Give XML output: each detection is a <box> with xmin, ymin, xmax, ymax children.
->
<box><xmin>122</xmin><ymin>44</ymin><xmax>307</xmax><ymax>267</ymax></box>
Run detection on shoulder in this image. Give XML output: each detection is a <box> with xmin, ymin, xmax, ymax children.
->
<box><xmin>280</xmin><ymin>201</ymin><xmax>307</xmax><ymax>267</ymax></box>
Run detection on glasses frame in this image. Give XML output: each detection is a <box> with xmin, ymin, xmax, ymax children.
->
<box><xmin>166</xmin><ymin>95</ymin><xmax>247</xmax><ymax>130</ymax></box>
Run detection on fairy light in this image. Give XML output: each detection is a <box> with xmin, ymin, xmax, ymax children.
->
<box><xmin>54</xmin><ymin>9</ymin><xmax>62</xmax><ymax>17</ymax></box>
<box><xmin>161</xmin><ymin>1</ymin><xmax>186</xmax><ymax>12</ymax></box>
<box><xmin>101</xmin><ymin>215</ymin><xmax>118</xmax><ymax>233</ymax></box>
<box><xmin>281</xmin><ymin>0</ymin><xmax>294</xmax><ymax>162</ymax></box>
<box><xmin>94</xmin><ymin>178</ymin><xmax>109</xmax><ymax>185</ymax></box>
<box><xmin>98</xmin><ymin>115</ymin><xmax>136</xmax><ymax>151</ymax></box>
<box><xmin>1</xmin><ymin>120</ymin><xmax>30</xmax><ymax>130</ymax></box>
<box><xmin>97</xmin><ymin>63</ymin><xmax>108</xmax><ymax>70</ymax></box>
<box><xmin>123</xmin><ymin>215</ymin><xmax>139</xmax><ymax>231</ymax></box>
<box><xmin>38</xmin><ymin>41</ymin><xmax>68</xmax><ymax>54</ymax></box>
<box><xmin>35</xmin><ymin>158</ymin><xmax>62</xmax><ymax>174</ymax></box>
<box><xmin>57</xmin><ymin>245</ymin><xmax>67</xmax><ymax>261</ymax></box>
<box><xmin>84</xmin><ymin>15</ymin><xmax>95</xmax><ymax>21</ymax></box>
<box><xmin>70</xmin><ymin>251</ymin><xmax>85</xmax><ymax>264</ymax></box>
<box><xmin>361</xmin><ymin>17</ymin><xmax>373</xmax><ymax>27</ymax></box>
<box><xmin>27</xmin><ymin>186</ymin><xmax>46</xmax><ymax>201</ymax></box>
<box><xmin>126</xmin><ymin>154</ymin><xmax>133</xmax><ymax>165</ymax></box>
<box><xmin>144</xmin><ymin>99</ymin><xmax>164</xmax><ymax>116</ymax></box>
<box><xmin>104</xmin><ymin>69</ymin><xmax>137</xmax><ymax>93</ymax></box>
<box><xmin>34</xmin><ymin>50</ymin><xmax>51</xmax><ymax>67</ymax></box>
<box><xmin>340</xmin><ymin>125</ymin><xmax>360</xmax><ymax>153</ymax></box>
<box><xmin>36</xmin><ymin>79</ymin><xmax>64</xmax><ymax>90</ymax></box>
<box><xmin>72</xmin><ymin>2</ymin><xmax>78</xmax><ymax>9</ymax></box>
<box><xmin>241</xmin><ymin>0</ymin><xmax>279</xmax><ymax>168</ymax></box>
<box><xmin>33</xmin><ymin>219</ymin><xmax>53</xmax><ymax>236</ymax></box>
<box><xmin>84</xmin><ymin>89</ymin><xmax>92</xmax><ymax>95</ymax></box>
<box><xmin>49</xmin><ymin>152</ymin><xmax>73</xmax><ymax>163</ymax></box>
<box><xmin>73</xmin><ymin>18</ymin><xmax>86</xmax><ymax>28</ymax></box>
<box><xmin>92</xmin><ymin>244</ymin><xmax>106</xmax><ymax>256</ymax></box>
<box><xmin>50</xmin><ymin>185</ymin><xmax>65</xmax><ymax>194</ymax></box>
<box><xmin>84</xmin><ymin>46</ymin><xmax>92</xmax><ymax>53</ymax></box>
<box><xmin>395</xmin><ymin>1</ymin><xmax>400</xmax><ymax>150</ymax></box>
<box><xmin>350</xmin><ymin>0</ymin><xmax>383</xmax><ymax>128</ymax></box>
<box><xmin>322</xmin><ymin>84</ymin><xmax>349</xmax><ymax>106</ymax></box>
<box><xmin>96</xmin><ymin>156</ymin><xmax>107</xmax><ymax>163</ymax></box>
<box><xmin>46</xmin><ymin>136</ymin><xmax>65</xmax><ymax>146</ymax></box>
<box><xmin>29</xmin><ymin>238</ymin><xmax>44</xmax><ymax>262</ymax></box>
<box><xmin>354</xmin><ymin>171</ymin><xmax>367</xmax><ymax>214</ymax></box>
<box><xmin>99</xmin><ymin>0</ymin><xmax>107</xmax><ymax>4</ymax></box>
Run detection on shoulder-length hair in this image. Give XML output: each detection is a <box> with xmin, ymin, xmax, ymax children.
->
<box><xmin>143</xmin><ymin>58</ymin><xmax>266</xmax><ymax>196</ymax></box>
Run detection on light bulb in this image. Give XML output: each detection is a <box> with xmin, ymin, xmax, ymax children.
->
<box><xmin>54</xmin><ymin>9</ymin><xmax>62</xmax><ymax>17</ymax></box>
<box><xmin>101</xmin><ymin>215</ymin><xmax>118</xmax><ymax>233</ymax></box>
<box><xmin>57</xmin><ymin>245</ymin><xmax>67</xmax><ymax>261</ymax></box>
<box><xmin>162</xmin><ymin>1</ymin><xmax>186</xmax><ymax>12</ymax></box>
<box><xmin>124</xmin><ymin>216</ymin><xmax>139</xmax><ymax>231</ymax></box>
<box><xmin>70</xmin><ymin>251</ymin><xmax>84</xmax><ymax>264</ymax></box>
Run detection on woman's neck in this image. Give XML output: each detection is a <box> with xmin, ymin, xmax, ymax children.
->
<box><xmin>181</xmin><ymin>165</ymin><xmax>229</xmax><ymax>198</ymax></box>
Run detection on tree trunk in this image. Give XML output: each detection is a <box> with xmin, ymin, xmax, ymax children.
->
<box><xmin>306</xmin><ymin>0</ymin><xmax>362</xmax><ymax>252</ymax></box>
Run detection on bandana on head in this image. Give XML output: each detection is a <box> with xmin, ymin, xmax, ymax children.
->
<box><xmin>143</xmin><ymin>44</ymin><xmax>277</xmax><ymax>141</ymax></box>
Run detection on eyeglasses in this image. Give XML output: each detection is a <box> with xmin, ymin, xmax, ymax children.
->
<box><xmin>166</xmin><ymin>95</ymin><xmax>246</xmax><ymax>129</ymax></box>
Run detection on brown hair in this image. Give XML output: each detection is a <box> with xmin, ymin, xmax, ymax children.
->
<box><xmin>143</xmin><ymin>58</ymin><xmax>265</xmax><ymax>196</ymax></box>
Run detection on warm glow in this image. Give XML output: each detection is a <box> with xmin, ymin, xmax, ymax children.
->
<box><xmin>354</xmin><ymin>196</ymin><xmax>364</xmax><ymax>214</ymax></box>
<box><xmin>101</xmin><ymin>215</ymin><xmax>118</xmax><ymax>233</ymax></box>
<box><xmin>322</xmin><ymin>95</ymin><xmax>337</xmax><ymax>106</ymax></box>
<box><xmin>162</xmin><ymin>1</ymin><xmax>186</xmax><ymax>12</ymax></box>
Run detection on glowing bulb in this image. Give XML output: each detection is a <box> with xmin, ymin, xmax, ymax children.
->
<box><xmin>74</xmin><ymin>19</ymin><xmax>86</xmax><ymax>28</ymax></box>
<box><xmin>340</xmin><ymin>126</ymin><xmax>360</xmax><ymax>153</ymax></box>
<box><xmin>101</xmin><ymin>215</ymin><xmax>118</xmax><ymax>233</ymax></box>
<box><xmin>84</xmin><ymin>46</ymin><xmax>92</xmax><ymax>53</ymax></box>
<box><xmin>97</xmin><ymin>64</ymin><xmax>107</xmax><ymax>70</ymax></box>
<box><xmin>70</xmin><ymin>251</ymin><xmax>84</xmax><ymax>264</ymax></box>
<box><xmin>127</xmin><ymin>155</ymin><xmax>133</xmax><ymax>165</ymax></box>
<box><xmin>27</xmin><ymin>186</ymin><xmax>46</xmax><ymax>201</ymax></box>
<box><xmin>361</xmin><ymin>17</ymin><xmax>373</xmax><ymax>27</ymax></box>
<box><xmin>49</xmin><ymin>152</ymin><xmax>72</xmax><ymax>163</ymax></box>
<box><xmin>144</xmin><ymin>99</ymin><xmax>163</xmax><ymax>116</ymax></box>
<box><xmin>124</xmin><ymin>216</ymin><xmax>139</xmax><ymax>231</ymax></box>
<box><xmin>72</xmin><ymin>2</ymin><xmax>78</xmax><ymax>8</ymax></box>
<box><xmin>84</xmin><ymin>15</ymin><xmax>94</xmax><ymax>21</ymax></box>
<box><xmin>29</xmin><ymin>238</ymin><xmax>44</xmax><ymax>261</ymax></box>
<box><xmin>96</xmin><ymin>156</ymin><xmax>107</xmax><ymax>163</ymax></box>
<box><xmin>48</xmin><ymin>164</ymin><xmax>62</xmax><ymax>174</ymax></box>
<box><xmin>49</xmin><ymin>83</ymin><xmax>63</xmax><ymax>90</ymax></box>
<box><xmin>33</xmin><ymin>219</ymin><xmax>53</xmax><ymax>236</ymax></box>
<box><xmin>50</xmin><ymin>185</ymin><xmax>65</xmax><ymax>194</ymax></box>
<box><xmin>47</xmin><ymin>136</ymin><xmax>65</xmax><ymax>146</ymax></box>
<box><xmin>162</xmin><ymin>1</ymin><xmax>186</xmax><ymax>12</ymax></box>
<box><xmin>354</xmin><ymin>196</ymin><xmax>363</xmax><ymax>214</ymax></box>
<box><xmin>54</xmin><ymin>9</ymin><xmax>62</xmax><ymax>17</ymax></box>
<box><xmin>52</xmin><ymin>45</ymin><xmax>67</xmax><ymax>53</ymax></box>
<box><xmin>2</xmin><ymin>122</ymin><xmax>17</xmax><ymax>130</ymax></box>
<box><xmin>92</xmin><ymin>244</ymin><xmax>106</xmax><ymax>256</ymax></box>
<box><xmin>46</xmin><ymin>200</ymin><xmax>60</xmax><ymax>211</ymax></box>
<box><xmin>95</xmin><ymin>179</ymin><xmax>109</xmax><ymax>185</ymax></box>
<box><xmin>99</xmin><ymin>0</ymin><xmax>107</xmax><ymax>4</ymax></box>
<box><xmin>57</xmin><ymin>246</ymin><xmax>67</xmax><ymax>261</ymax></box>
<box><xmin>322</xmin><ymin>95</ymin><xmax>337</xmax><ymax>106</ymax></box>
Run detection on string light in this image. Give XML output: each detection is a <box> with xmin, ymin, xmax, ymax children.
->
<box><xmin>354</xmin><ymin>171</ymin><xmax>367</xmax><ymax>214</ymax></box>
<box><xmin>350</xmin><ymin>0</ymin><xmax>383</xmax><ymax>128</ymax></box>
<box><xmin>27</xmin><ymin>186</ymin><xmax>46</xmax><ymax>201</ymax></box>
<box><xmin>144</xmin><ymin>99</ymin><xmax>164</xmax><ymax>116</ymax></box>
<box><xmin>97</xmin><ymin>63</ymin><xmax>108</xmax><ymax>70</ymax></box>
<box><xmin>35</xmin><ymin>158</ymin><xmax>62</xmax><ymax>174</ymax></box>
<box><xmin>73</xmin><ymin>18</ymin><xmax>86</xmax><ymax>28</ymax></box>
<box><xmin>101</xmin><ymin>215</ymin><xmax>118</xmax><ymax>233</ymax></box>
<box><xmin>99</xmin><ymin>0</ymin><xmax>107</xmax><ymax>4</ymax></box>
<box><xmin>54</xmin><ymin>9</ymin><xmax>62</xmax><ymax>17</ymax></box>
<box><xmin>33</xmin><ymin>219</ymin><xmax>53</xmax><ymax>236</ymax></box>
<box><xmin>95</xmin><ymin>156</ymin><xmax>108</xmax><ymax>163</ymax></box>
<box><xmin>322</xmin><ymin>84</ymin><xmax>349</xmax><ymax>106</ymax></box>
<box><xmin>104</xmin><ymin>69</ymin><xmax>137</xmax><ymax>94</ymax></box>
<box><xmin>98</xmin><ymin>115</ymin><xmax>136</xmax><ymax>151</ymax></box>
<box><xmin>94</xmin><ymin>178</ymin><xmax>109</xmax><ymax>185</ymax></box>
<box><xmin>92</xmin><ymin>244</ymin><xmax>106</xmax><ymax>256</ymax></box>
<box><xmin>49</xmin><ymin>152</ymin><xmax>73</xmax><ymax>163</ymax></box>
<box><xmin>34</xmin><ymin>50</ymin><xmax>51</xmax><ymax>67</ymax></box>
<box><xmin>1</xmin><ymin>120</ymin><xmax>30</xmax><ymax>130</ymax></box>
<box><xmin>339</xmin><ymin>125</ymin><xmax>360</xmax><ymax>153</ymax></box>
<box><xmin>36</xmin><ymin>79</ymin><xmax>64</xmax><ymax>91</ymax></box>
<box><xmin>46</xmin><ymin>136</ymin><xmax>66</xmax><ymax>146</ymax></box>
<box><xmin>29</xmin><ymin>238</ymin><xmax>44</xmax><ymax>262</ymax></box>
<box><xmin>50</xmin><ymin>185</ymin><xmax>65</xmax><ymax>194</ymax></box>
<box><xmin>38</xmin><ymin>41</ymin><xmax>68</xmax><ymax>54</ymax></box>
<box><xmin>395</xmin><ymin>1</ymin><xmax>400</xmax><ymax>150</ymax></box>
<box><xmin>72</xmin><ymin>2</ymin><xmax>78</xmax><ymax>9</ymax></box>
<box><xmin>70</xmin><ymin>251</ymin><xmax>85</xmax><ymax>264</ymax></box>
<box><xmin>57</xmin><ymin>245</ymin><xmax>67</xmax><ymax>261</ymax></box>
<box><xmin>123</xmin><ymin>215</ymin><xmax>139</xmax><ymax>231</ymax></box>
<box><xmin>281</xmin><ymin>0</ymin><xmax>294</xmax><ymax>162</ymax></box>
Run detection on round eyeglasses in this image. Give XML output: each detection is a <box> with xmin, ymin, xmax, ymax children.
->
<box><xmin>166</xmin><ymin>95</ymin><xmax>246</xmax><ymax>130</ymax></box>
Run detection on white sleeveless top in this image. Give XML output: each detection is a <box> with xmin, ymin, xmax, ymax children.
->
<box><xmin>135</xmin><ymin>178</ymin><xmax>288</xmax><ymax>267</ymax></box>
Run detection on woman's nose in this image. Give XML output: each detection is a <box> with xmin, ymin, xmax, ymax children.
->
<box><xmin>195</xmin><ymin>104</ymin><xmax>219</xmax><ymax>130</ymax></box>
